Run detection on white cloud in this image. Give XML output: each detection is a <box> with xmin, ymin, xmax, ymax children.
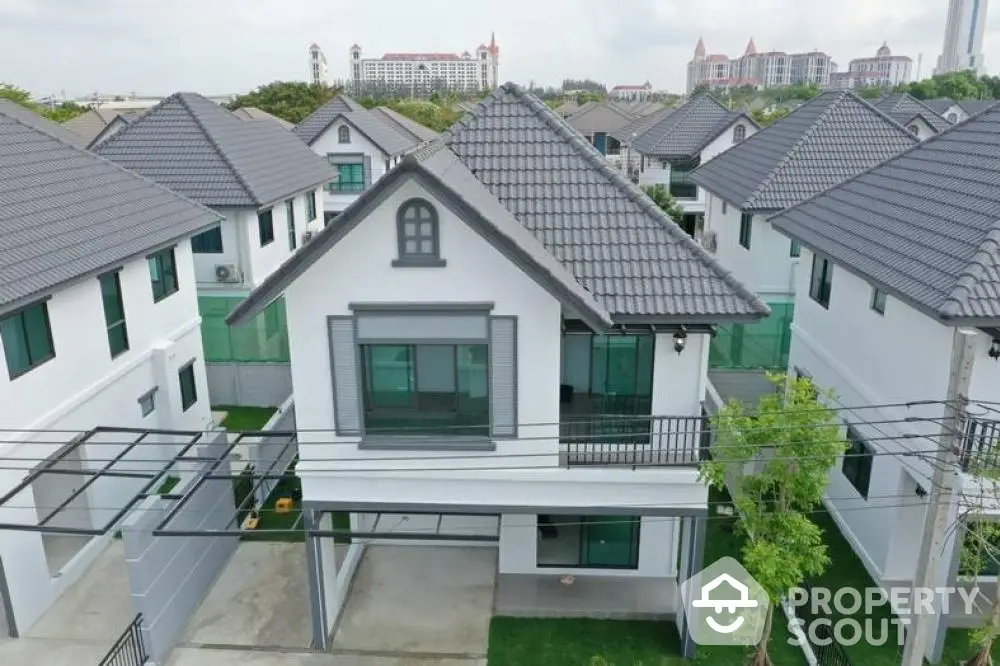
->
<box><xmin>0</xmin><ymin>0</ymin><xmax>993</xmax><ymax>97</ymax></box>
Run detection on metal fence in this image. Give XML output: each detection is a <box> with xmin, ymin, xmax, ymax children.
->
<box><xmin>961</xmin><ymin>417</ymin><xmax>1000</xmax><ymax>472</ymax></box>
<box><xmin>794</xmin><ymin>584</ymin><xmax>854</xmax><ymax>666</ymax></box>
<box><xmin>560</xmin><ymin>413</ymin><xmax>705</xmax><ymax>466</ymax></box>
<box><xmin>98</xmin><ymin>614</ymin><xmax>148</xmax><ymax>666</ymax></box>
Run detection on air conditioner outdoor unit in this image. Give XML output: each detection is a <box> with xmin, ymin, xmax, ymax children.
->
<box><xmin>214</xmin><ymin>264</ymin><xmax>241</xmax><ymax>283</ymax></box>
<box><xmin>301</xmin><ymin>230</ymin><xmax>315</xmax><ymax>243</ymax></box>
<box><xmin>702</xmin><ymin>230</ymin><xmax>718</xmax><ymax>254</ymax></box>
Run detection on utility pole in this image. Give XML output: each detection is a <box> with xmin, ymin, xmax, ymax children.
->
<box><xmin>901</xmin><ymin>327</ymin><xmax>976</xmax><ymax>666</ymax></box>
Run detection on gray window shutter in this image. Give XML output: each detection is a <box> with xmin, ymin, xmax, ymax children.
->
<box><xmin>327</xmin><ymin>316</ymin><xmax>362</xmax><ymax>435</ymax></box>
<box><xmin>362</xmin><ymin>155</ymin><xmax>372</xmax><ymax>189</ymax></box>
<box><xmin>489</xmin><ymin>316</ymin><xmax>517</xmax><ymax>438</ymax></box>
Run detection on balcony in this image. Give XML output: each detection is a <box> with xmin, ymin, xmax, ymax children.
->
<box><xmin>961</xmin><ymin>418</ymin><xmax>1000</xmax><ymax>473</ymax></box>
<box><xmin>559</xmin><ymin>395</ymin><xmax>707</xmax><ymax>467</ymax></box>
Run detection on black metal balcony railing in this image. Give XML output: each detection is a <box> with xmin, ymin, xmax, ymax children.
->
<box><xmin>560</xmin><ymin>413</ymin><xmax>707</xmax><ymax>467</ymax></box>
<box><xmin>961</xmin><ymin>418</ymin><xmax>1000</xmax><ymax>473</ymax></box>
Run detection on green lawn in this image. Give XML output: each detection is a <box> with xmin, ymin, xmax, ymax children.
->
<box><xmin>156</xmin><ymin>474</ymin><xmax>181</xmax><ymax>495</ymax></box>
<box><xmin>240</xmin><ymin>470</ymin><xmax>350</xmax><ymax>544</ymax></box>
<box><xmin>214</xmin><ymin>404</ymin><xmax>278</xmax><ymax>432</ymax></box>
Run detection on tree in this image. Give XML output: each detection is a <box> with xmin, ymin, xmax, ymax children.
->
<box><xmin>700</xmin><ymin>374</ymin><xmax>846</xmax><ymax>666</ymax></box>
<box><xmin>0</xmin><ymin>83</ymin><xmax>32</xmax><ymax>106</ymax></box>
<box><xmin>957</xmin><ymin>456</ymin><xmax>1000</xmax><ymax>666</ymax></box>
<box><xmin>42</xmin><ymin>100</ymin><xmax>87</xmax><ymax>123</ymax></box>
<box><xmin>643</xmin><ymin>184</ymin><xmax>684</xmax><ymax>224</ymax></box>
<box><xmin>227</xmin><ymin>81</ymin><xmax>341</xmax><ymax>124</ymax></box>
<box><xmin>0</xmin><ymin>83</ymin><xmax>87</xmax><ymax>123</ymax></box>
<box><xmin>751</xmin><ymin>107</ymin><xmax>792</xmax><ymax>127</ymax></box>
<box><xmin>854</xmin><ymin>85</ymin><xmax>884</xmax><ymax>100</ymax></box>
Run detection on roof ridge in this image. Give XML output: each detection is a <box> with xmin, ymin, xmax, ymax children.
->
<box><xmin>175</xmin><ymin>93</ymin><xmax>258</xmax><ymax>205</ymax></box>
<box><xmin>941</xmin><ymin>228</ymin><xmax>1000</xmax><ymax>317</ymax></box>
<box><xmin>490</xmin><ymin>82</ymin><xmax>767</xmax><ymax>317</ymax></box>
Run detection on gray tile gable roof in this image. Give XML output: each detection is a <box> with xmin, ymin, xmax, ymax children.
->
<box><xmin>629</xmin><ymin>94</ymin><xmax>754</xmax><ymax>159</ymax></box>
<box><xmin>960</xmin><ymin>99</ymin><xmax>999</xmax><ymax>116</ymax></box>
<box><xmin>0</xmin><ymin>100</ymin><xmax>88</xmax><ymax>149</ymax></box>
<box><xmin>440</xmin><ymin>84</ymin><xmax>767</xmax><ymax>321</ymax></box>
<box><xmin>611</xmin><ymin>106</ymin><xmax>674</xmax><ymax>144</ymax></box>
<box><xmin>231</xmin><ymin>106</ymin><xmax>294</xmax><ymax>129</ymax></box>
<box><xmin>369</xmin><ymin>106</ymin><xmax>440</xmax><ymax>143</ymax></box>
<box><xmin>923</xmin><ymin>98</ymin><xmax>958</xmax><ymax>117</ymax></box>
<box><xmin>293</xmin><ymin>94</ymin><xmax>416</xmax><ymax>155</ymax></box>
<box><xmin>690</xmin><ymin>91</ymin><xmax>919</xmax><ymax>212</ymax></box>
<box><xmin>770</xmin><ymin>105</ymin><xmax>1000</xmax><ymax>325</ymax></box>
<box><xmin>95</xmin><ymin>92</ymin><xmax>335</xmax><ymax>208</ymax></box>
<box><xmin>0</xmin><ymin>102</ymin><xmax>221</xmax><ymax>314</ymax></box>
<box><xmin>227</xmin><ymin>83</ymin><xmax>767</xmax><ymax>329</ymax></box>
<box><xmin>873</xmin><ymin>93</ymin><xmax>951</xmax><ymax>133</ymax></box>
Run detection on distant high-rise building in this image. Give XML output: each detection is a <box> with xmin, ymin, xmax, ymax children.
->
<box><xmin>309</xmin><ymin>43</ymin><xmax>329</xmax><ymax>86</ymax></box>
<box><xmin>935</xmin><ymin>0</ymin><xmax>989</xmax><ymax>75</ymax></box>
<box><xmin>686</xmin><ymin>37</ymin><xmax>836</xmax><ymax>93</ymax></box>
<box><xmin>829</xmin><ymin>42</ymin><xmax>913</xmax><ymax>89</ymax></box>
<box><xmin>349</xmin><ymin>33</ymin><xmax>500</xmax><ymax>93</ymax></box>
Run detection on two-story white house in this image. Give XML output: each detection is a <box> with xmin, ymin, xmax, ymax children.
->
<box><xmin>872</xmin><ymin>93</ymin><xmax>952</xmax><ymax>141</ymax></box>
<box><xmin>95</xmin><ymin>92</ymin><xmax>336</xmax><ymax>407</ymax></box>
<box><xmin>612</xmin><ymin>94</ymin><xmax>758</xmax><ymax>238</ymax></box>
<box><xmin>226</xmin><ymin>83</ymin><xmax>769</xmax><ymax>655</ymax></box>
<box><xmin>293</xmin><ymin>95</ymin><xmax>423</xmax><ymax>224</ymax></box>
<box><xmin>0</xmin><ymin>100</ymin><xmax>222</xmax><ymax>636</ymax></box>
<box><xmin>771</xmin><ymin>106</ymin><xmax>1000</xmax><ymax>663</ymax></box>
<box><xmin>689</xmin><ymin>91</ymin><xmax>919</xmax><ymax>377</ymax></box>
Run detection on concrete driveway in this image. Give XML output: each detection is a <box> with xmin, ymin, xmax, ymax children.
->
<box><xmin>332</xmin><ymin>545</ymin><xmax>497</xmax><ymax>660</ymax></box>
<box><xmin>167</xmin><ymin>647</ymin><xmax>485</xmax><ymax>665</ymax></box>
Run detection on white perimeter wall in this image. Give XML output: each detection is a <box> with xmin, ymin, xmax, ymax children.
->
<box><xmin>0</xmin><ymin>241</ymin><xmax>214</xmax><ymax>632</ymax></box>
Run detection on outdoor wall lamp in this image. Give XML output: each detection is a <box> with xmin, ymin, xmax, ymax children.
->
<box><xmin>673</xmin><ymin>328</ymin><xmax>688</xmax><ymax>355</ymax></box>
<box><xmin>990</xmin><ymin>338</ymin><xmax>1000</xmax><ymax>361</ymax></box>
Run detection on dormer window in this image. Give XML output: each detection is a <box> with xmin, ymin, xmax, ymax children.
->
<box><xmin>947</xmin><ymin>112</ymin><xmax>958</xmax><ymax>123</ymax></box>
<box><xmin>338</xmin><ymin>125</ymin><xmax>351</xmax><ymax>144</ymax></box>
<box><xmin>907</xmin><ymin>124</ymin><xmax>919</xmax><ymax>135</ymax></box>
<box><xmin>733</xmin><ymin>125</ymin><xmax>747</xmax><ymax>143</ymax></box>
<box><xmin>393</xmin><ymin>198</ymin><xmax>445</xmax><ymax>267</ymax></box>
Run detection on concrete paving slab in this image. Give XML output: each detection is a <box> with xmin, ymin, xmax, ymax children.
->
<box><xmin>167</xmin><ymin>646</ymin><xmax>485</xmax><ymax>665</ymax></box>
<box><xmin>332</xmin><ymin>546</ymin><xmax>496</xmax><ymax>658</ymax></box>
<box><xmin>181</xmin><ymin>542</ymin><xmax>323</xmax><ymax>649</ymax></box>
<box><xmin>26</xmin><ymin>539</ymin><xmax>133</xmax><ymax>642</ymax></box>
<box><xmin>0</xmin><ymin>636</ymin><xmax>111</xmax><ymax>666</ymax></box>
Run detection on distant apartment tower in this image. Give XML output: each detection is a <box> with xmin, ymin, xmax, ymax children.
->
<box><xmin>309</xmin><ymin>43</ymin><xmax>329</xmax><ymax>85</ymax></box>
<box><xmin>829</xmin><ymin>42</ymin><xmax>913</xmax><ymax>89</ymax></box>
<box><xmin>935</xmin><ymin>0</ymin><xmax>989</xmax><ymax>74</ymax></box>
<box><xmin>349</xmin><ymin>33</ymin><xmax>499</xmax><ymax>92</ymax></box>
<box><xmin>686</xmin><ymin>37</ymin><xmax>836</xmax><ymax>93</ymax></box>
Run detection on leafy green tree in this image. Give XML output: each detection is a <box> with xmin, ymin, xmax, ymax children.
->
<box><xmin>228</xmin><ymin>81</ymin><xmax>341</xmax><ymax>124</ymax></box>
<box><xmin>0</xmin><ymin>83</ymin><xmax>32</xmax><ymax>106</ymax></box>
<box><xmin>751</xmin><ymin>107</ymin><xmax>792</xmax><ymax>127</ymax></box>
<box><xmin>0</xmin><ymin>84</ymin><xmax>87</xmax><ymax>122</ymax></box>
<box><xmin>700</xmin><ymin>374</ymin><xmax>846</xmax><ymax>666</ymax></box>
<box><xmin>958</xmin><ymin>515</ymin><xmax>1000</xmax><ymax>666</ymax></box>
<box><xmin>42</xmin><ymin>101</ymin><xmax>88</xmax><ymax>123</ymax></box>
<box><xmin>642</xmin><ymin>184</ymin><xmax>684</xmax><ymax>224</ymax></box>
<box><xmin>854</xmin><ymin>86</ymin><xmax>884</xmax><ymax>100</ymax></box>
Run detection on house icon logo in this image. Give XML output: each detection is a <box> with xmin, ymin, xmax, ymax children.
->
<box><xmin>681</xmin><ymin>556</ymin><xmax>769</xmax><ymax>646</ymax></box>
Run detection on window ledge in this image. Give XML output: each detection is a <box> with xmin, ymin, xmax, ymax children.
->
<box><xmin>359</xmin><ymin>436</ymin><xmax>495</xmax><ymax>452</ymax></box>
<box><xmin>391</xmin><ymin>257</ymin><xmax>447</xmax><ymax>268</ymax></box>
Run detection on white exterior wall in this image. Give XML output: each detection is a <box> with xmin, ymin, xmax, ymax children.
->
<box><xmin>194</xmin><ymin>190</ymin><xmax>324</xmax><ymax>291</ymax></box>
<box><xmin>788</xmin><ymin>248</ymin><xmax>1000</xmax><ymax>582</ymax></box>
<box><xmin>705</xmin><ymin>193</ymin><xmax>799</xmax><ymax>300</ymax></box>
<box><xmin>309</xmin><ymin>120</ymin><xmax>392</xmax><ymax>214</ymax></box>
<box><xmin>0</xmin><ymin>241</ymin><xmax>212</xmax><ymax>632</ymax></box>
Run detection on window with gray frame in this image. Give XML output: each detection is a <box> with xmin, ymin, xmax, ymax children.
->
<box><xmin>178</xmin><ymin>362</ymin><xmax>197</xmax><ymax>412</ymax></box>
<box><xmin>394</xmin><ymin>198</ymin><xmax>444</xmax><ymax>266</ymax></box>
<box><xmin>338</xmin><ymin>125</ymin><xmax>350</xmax><ymax>143</ymax></box>
<box><xmin>870</xmin><ymin>287</ymin><xmax>887</xmax><ymax>315</ymax></box>
<box><xmin>738</xmin><ymin>213</ymin><xmax>752</xmax><ymax>249</ymax></box>
<box><xmin>0</xmin><ymin>301</ymin><xmax>55</xmax><ymax>379</ymax></box>
<box><xmin>327</xmin><ymin>309</ymin><xmax>516</xmax><ymax>443</ymax></box>
<box><xmin>842</xmin><ymin>427</ymin><xmax>873</xmax><ymax>499</ymax></box>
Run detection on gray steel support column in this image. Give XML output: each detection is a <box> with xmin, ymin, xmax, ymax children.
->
<box><xmin>302</xmin><ymin>508</ymin><xmax>329</xmax><ymax>649</ymax></box>
<box><xmin>682</xmin><ymin>515</ymin><xmax>707</xmax><ymax>659</ymax></box>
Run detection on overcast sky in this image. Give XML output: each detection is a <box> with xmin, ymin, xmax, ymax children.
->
<box><xmin>4</xmin><ymin>0</ymin><xmax>997</xmax><ymax>98</ymax></box>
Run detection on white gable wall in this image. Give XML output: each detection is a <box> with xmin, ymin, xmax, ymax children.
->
<box><xmin>286</xmin><ymin>176</ymin><xmax>564</xmax><ymax>476</ymax></box>
<box><xmin>310</xmin><ymin>119</ymin><xmax>394</xmax><ymax>213</ymax></box>
<box><xmin>705</xmin><ymin>193</ymin><xmax>799</xmax><ymax>300</ymax></box>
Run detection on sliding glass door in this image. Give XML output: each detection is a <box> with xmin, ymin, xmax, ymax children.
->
<box><xmin>561</xmin><ymin>333</ymin><xmax>654</xmax><ymax>415</ymax></box>
<box><xmin>536</xmin><ymin>515</ymin><xmax>640</xmax><ymax>569</ymax></box>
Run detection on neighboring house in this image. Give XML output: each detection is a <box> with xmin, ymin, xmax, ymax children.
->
<box><xmin>959</xmin><ymin>99</ymin><xmax>999</xmax><ymax>117</ymax></box>
<box><xmin>62</xmin><ymin>107</ymin><xmax>122</xmax><ymax>145</ymax></box>
<box><xmin>923</xmin><ymin>97</ymin><xmax>967</xmax><ymax>123</ymax></box>
<box><xmin>225</xmin><ymin>82</ymin><xmax>768</xmax><ymax>652</ymax></box>
<box><xmin>0</xmin><ymin>101</ymin><xmax>220</xmax><ymax>635</ymax></box>
<box><xmin>564</xmin><ymin>101</ymin><xmax>636</xmax><ymax>155</ymax></box>
<box><xmin>770</xmin><ymin>107</ymin><xmax>1000</xmax><ymax>662</ymax></box>
<box><xmin>230</xmin><ymin>106</ymin><xmax>294</xmax><ymax>129</ymax></box>
<box><xmin>872</xmin><ymin>93</ymin><xmax>951</xmax><ymax>139</ymax></box>
<box><xmin>95</xmin><ymin>92</ymin><xmax>334</xmax><ymax>407</ymax></box>
<box><xmin>294</xmin><ymin>94</ymin><xmax>420</xmax><ymax>223</ymax></box>
<box><xmin>690</xmin><ymin>91</ymin><xmax>919</xmax><ymax>374</ymax></box>
<box><xmin>615</xmin><ymin>94</ymin><xmax>759</xmax><ymax>236</ymax></box>
<box><xmin>369</xmin><ymin>106</ymin><xmax>440</xmax><ymax>143</ymax></box>
<box><xmin>1</xmin><ymin>100</ymin><xmax>88</xmax><ymax>149</ymax></box>
<box><xmin>611</xmin><ymin>106</ymin><xmax>674</xmax><ymax>176</ymax></box>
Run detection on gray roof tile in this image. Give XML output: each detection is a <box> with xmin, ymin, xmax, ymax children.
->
<box><xmin>95</xmin><ymin>93</ymin><xmax>335</xmax><ymax>207</ymax></box>
<box><xmin>691</xmin><ymin>91</ymin><xmax>919</xmax><ymax>212</ymax></box>
<box><xmin>369</xmin><ymin>106</ymin><xmax>440</xmax><ymax>143</ymax></box>
<box><xmin>873</xmin><ymin>93</ymin><xmax>951</xmax><ymax>133</ymax></box>
<box><xmin>770</xmin><ymin>104</ymin><xmax>1000</xmax><ymax>324</ymax></box>
<box><xmin>231</xmin><ymin>106</ymin><xmax>294</xmax><ymax>129</ymax></box>
<box><xmin>293</xmin><ymin>94</ymin><xmax>417</xmax><ymax>155</ymax></box>
<box><xmin>612</xmin><ymin>107</ymin><xmax>675</xmax><ymax>144</ymax></box>
<box><xmin>441</xmin><ymin>84</ymin><xmax>768</xmax><ymax>321</ymax></box>
<box><xmin>629</xmin><ymin>94</ymin><xmax>751</xmax><ymax>159</ymax></box>
<box><xmin>0</xmin><ymin>100</ymin><xmax>89</xmax><ymax>149</ymax></box>
<box><xmin>923</xmin><ymin>98</ymin><xmax>957</xmax><ymax>116</ymax></box>
<box><xmin>0</xmin><ymin>103</ymin><xmax>220</xmax><ymax>313</ymax></box>
<box><xmin>960</xmin><ymin>99</ymin><xmax>999</xmax><ymax>116</ymax></box>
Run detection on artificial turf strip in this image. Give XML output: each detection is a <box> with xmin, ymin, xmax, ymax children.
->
<box><xmin>214</xmin><ymin>405</ymin><xmax>278</xmax><ymax>432</ymax></box>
